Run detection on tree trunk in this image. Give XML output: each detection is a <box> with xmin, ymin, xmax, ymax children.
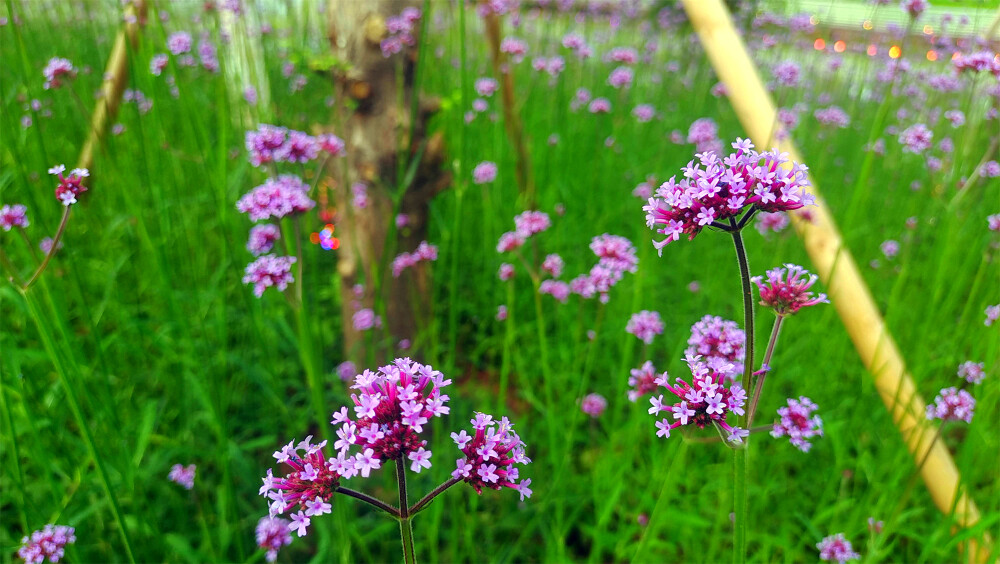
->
<box><xmin>326</xmin><ymin>0</ymin><xmax>449</xmax><ymax>362</ymax></box>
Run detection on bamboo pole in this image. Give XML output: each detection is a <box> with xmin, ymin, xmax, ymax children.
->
<box><xmin>680</xmin><ymin>0</ymin><xmax>991</xmax><ymax>560</ymax></box>
<box><xmin>77</xmin><ymin>0</ymin><xmax>147</xmax><ymax>172</ymax></box>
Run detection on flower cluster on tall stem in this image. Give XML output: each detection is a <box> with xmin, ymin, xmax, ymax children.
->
<box><xmin>646</xmin><ymin>354</ymin><xmax>748</xmax><ymax>443</ymax></box>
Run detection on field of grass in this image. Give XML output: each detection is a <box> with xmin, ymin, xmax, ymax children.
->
<box><xmin>1</xmin><ymin>0</ymin><xmax>998</xmax><ymax>562</ymax></box>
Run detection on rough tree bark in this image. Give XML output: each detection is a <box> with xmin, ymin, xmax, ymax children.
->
<box><xmin>326</xmin><ymin>0</ymin><xmax>449</xmax><ymax>362</ymax></box>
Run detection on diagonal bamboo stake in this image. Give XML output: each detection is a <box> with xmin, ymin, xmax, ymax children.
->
<box><xmin>680</xmin><ymin>0</ymin><xmax>991</xmax><ymax>561</ymax></box>
<box><xmin>77</xmin><ymin>0</ymin><xmax>147</xmax><ymax>172</ymax></box>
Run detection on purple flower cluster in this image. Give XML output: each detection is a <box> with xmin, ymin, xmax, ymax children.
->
<box><xmin>643</xmin><ymin>138</ymin><xmax>813</xmax><ymax>252</ymax></box>
<box><xmin>608</xmin><ymin>66</ymin><xmax>634</xmax><ymax>89</ymax></box>
<box><xmin>255</xmin><ymin>516</ymin><xmax>292</xmax><ymax>563</ymax></box>
<box><xmin>245</xmin><ymin>124</ymin><xmax>344</xmax><ymax>168</ymax></box>
<box><xmin>167</xmin><ymin>31</ymin><xmax>192</xmax><ymax>55</ymax></box>
<box><xmin>770</xmin><ymin>397</ymin><xmax>823</xmax><ymax>452</ymax></box>
<box><xmin>632</xmin><ymin>104</ymin><xmax>655</xmax><ymax>123</ymax></box>
<box><xmin>42</xmin><ymin>57</ymin><xmax>75</xmax><ymax>90</ymax></box>
<box><xmin>247</xmin><ymin>224</ymin><xmax>281</xmax><ymax>256</ymax></box>
<box><xmin>391</xmin><ymin>241</ymin><xmax>438</xmax><ymax>277</ymax></box>
<box><xmin>236</xmin><ymin>176</ymin><xmax>315</xmax><ymax>222</ymax></box>
<box><xmin>626</xmin><ymin>310</ymin><xmax>664</xmax><ymax>344</ymax></box>
<box><xmin>986</xmin><ymin>304</ymin><xmax>999</xmax><ymax>327</ymax></box>
<box><xmin>926</xmin><ymin>387</ymin><xmax>975</xmax><ymax>423</ymax></box>
<box><xmin>901</xmin><ymin>0</ymin><xmax>927</xmax><ymax>19</ymax></box>
<box><xmin>168</xmin><ymin>463</ymin><xmax>196</xmax><ymax>489</ymax></box>
<box><xmin>48</xmin><ymin>165</ymin><xmax>89</xmax><ymax>207</ymax></box>
<box><xmin>752</xmin><ymin>264</ymin><xmax>829</xmax><ymax>316</ymax></box>
<box><xmin>755</xmin><ymin>211</ymin><xmax>789</xmax><ymax>234</ymax></box>
<box><xmin>647</xmin><ymin>355</ymin><xmax>748</xmax><ymax>443</ymax></box>
<box><xmin>686</xmin><ymin>117</ymin><xmax>722</xmax><ymax>154</ymax></box>
<box><xmin>243</xmin><ymin>255</ymin><xmax>297</xmax><ymax>298</ymax></box>
<box><xmin>627</xmin><ymin>361</ymin><xmax>662</xmax><ymax>402</ymax></box>
<box><xmin>580</xmin><ymin>393</ymin><xmax>608</xmax><ymax>418</ymax></box>
<box><xmin>685</xmin><ymin>315</ymin><xmax>745</xmax><ymax>381</ymax></box>
<box><xmin>541</xmin><ymin>254</ymin><xmax>564</xmax><ymax>278</ymax></box>
<box><xmin>953</xmin><ymin>51</ymin><xmax>1000</xmax><ymax>75</ymax></box>
<box><xmin>500</xmin><ymin>37</ymin><xmax>528</xmax><ymax>62</ymax></box>
<box><xmin>814</xmin><ymin>106</ymin><xmax>850</xmax><ymax>128</ymax></box>
<box><xmin>772</xmin><ymin>60</ymin><xmax>801</xmax><ymax>87</ymax></box>
<box><xmin>817</xmin><ymin>533</ymin><xmax>861</xmax><ymax>563</ymax></box>
<box><xmin>957</xmin><ymin>361</ymin><xmax>985</xmax><ymax>385</ymax></box>
<box><xmin>17</xmin><ymin>524</ymin><xmax>76</xmax><ymax>564</ymax></box>
<box><xmin>473</xmin><ymin>161</ymin><xmax>498</xmax><ymax>184</ymax></box>
<box><xmin>539</xmin><ymin>279</ymin><xmax>570</xmax><ymax>303</ymax></box>
<box><xmin>565</xmin><ymin>234</ymin><xmax>638</xmax><ymax>303</ymax></box>
<box><xmin>898</xmin><ymin>123</ymin><xmax>933</xmax><ymax>154</ymax></box>
<box><xmin>475</xmin><ymin>77</ymin><xmax>499</xmax><ymax>97</ymax></box>
<box><xmin>451</xmin><ymin>413</ymin><xmax>532</xmax><ymax>500</ymax></box>
<box><xmin>1</xmin><ymin>203</ymin><xmax>29</xmax><ymax>230</ymax></box>
<box><xmin>381</xmin><ymin>7</ymin><xmax>421</xmax><ymax>57</ymax></box>
<box><xmin>261</xmin><ymin>436</ymin><xmax>341</xmax><ymax>538</ymax></box>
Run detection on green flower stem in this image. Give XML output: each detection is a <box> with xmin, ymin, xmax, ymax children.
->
<box><xmin>747</xmin><ymin>315</ymin><xmax>784</xmax><ymax>427</ymax></box>
<box><xmin>409</xmin><ymin>478</ymin><xmax>461</xmax><ymax>516</ymax></box>
<box><xmin>729</xmin><ymin>222</ymin><xmax>754</xmax><ymax>564</ymax></box>
<box><xmin>396</xmin><ymin>458</ymin><xmax>417</xmax><ymax>564</ymax></box>
<box><xmin>335</xmin><ymin>487</ymin><xmax>400</xmax><ymax>518</ymax></box>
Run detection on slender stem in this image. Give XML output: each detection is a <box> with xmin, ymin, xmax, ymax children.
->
<box><xmin>397</xmin><ymin>458</ymin><xmax>416</xmax><ymax>564</ymax></box>
<box><xmin>409</xmin><ymin>478</ymin><xmax>460</xmax><ymax>516</ymax></box>
<box><xmin>18</xmin><ymin>228</ymin><xmax>41</xmax><ymax>264</ymax></box>
<box><xmin>747</xmin><ymin>315</ymin><xmax>784</xmax><ymax>426</ymax></box>
<box><xmin>336</xmin><ymin>486</ymin><xmax>399</xmax><ymax>518</ymax></box>
<box><xmin>23</xmin><ymin>206</ymin><xmax>71</xmax><ymax>290</ymax></box>
<box><xmin>729</xmin><ymin>221</ymin><xmax>754</xmax><ymax>564</ymax></box>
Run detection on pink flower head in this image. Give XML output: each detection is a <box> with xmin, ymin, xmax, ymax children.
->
<box><xmin>49</xmin><ymin>165</ymin><xmax>89</xmax><ymax>206</ymax></box>
<box><xmin>580</xmin><ymin>393</ymin><xmax>607</xmax><ymax>418</ymax></box>
<box><xmin>336</xmin><ymin>361</ymin><xmax>357</xmax><ymax>382</ymax></box>
<box><xmin>475</xmin><ymin>77</ymin><xmax>499</xmax><ymax>97</ymax></box>
<box><xmin>752</xmin><ymin>264</ymin><xmax>829</xmax><ymax>316</ymax></box>
<box><xmin>901</xmin><ymin>0</ymin><xmax>927</xmax><ymax>19</ymax></box>
<box><xmin>608</xmin><ymin>66</ymin><xmax>634</xmax><ymax>89</ymax></box>
<box><xmin>452</xmin><ymin>412</ymin><xmax>531</xmax><ymax>499</ymax></box>
<box><xmin>496</xmin><ymin>231</ymin><xmax>525</xmax><ymax>253</ymax></box>
<box><xmin>150</xmin><ymin>53</ymin><xmax>169</xmax><ymax>76</ymax></box>
<box><xmin>391</xmin><ymin>241</ymin><xmax>437</xmax><ymax>277</ymax></box>
<box><xmin>814</xmin><ymin>106</ymin><xmax>850</xmax><ymax>128</ymax></box>
<box><xmin>817</xmin><ymin>533</ymin><xmax>861</xmax><ymax>563</ymax></box>
<box><xmin>588</xmin><ymin>98</ymin><xmax>611</xmax><ymax>113</ymax></box>
<box><xmin>880</xmin><ymin>239</ymin><xmax>900</xmax><ymax>259</ymax></box>
<box><xmin>245</xmin><ymin>124</ymin><xmax>288</xmax><ymax>167</ymax></box>
<box><xmin>247</xmin><ymin>224</ymin><xmax>281</xmax><ymax>256</ymax></box>
<box><xmin>236</xmin><ymin>175</ymin><xmax>315</xmax><ymax>221</ymax></box>
<box><xmin>353</xmin><ymin>308</ymin><xmax>382</xmax><ymax>331</ymax></box>
<box><xmin>898</xmin><ymin>123</ymin><xmax>933</xmax><ymax>154</ymax></box>
<box><xmin>334</xmin><ymin>359</ymin><xmax>451</xmax><ymax>467</ymax></box>
<box><xmin>626</xmin><ymin>310</ymin><xmax>664</xmax><ymax>344</ymax></box>
<box><xmin>957</xmin><ymin>361</ymin><xmax>986</xmax><ymax>385</ymax></box>
<box><xmin>541</xmin><ymin>254</ymin><xmax>563</xmax><ymax>278</ymax></box>
<box><xmin>686</xmin><ymin>118</ymin><xmax>722</xmax><ymax>154</ymax></box>
<box><xmin>17</xmin><ymin>524</ymin><xmax>76</xmax><ymax>564</ymax></box>
<box><xmin>168</xmin><ymin>463</ymin><xmax>197</xmax><ymax>489</ymax></box>
<box><xmin>755</xmin><ymin>211</ymin><xmax>789</xmax><ymax>234</ymax></box>
<box><xmin>473</xmin><ymin>161</ymin><xmax>498</xmax><ymax>184</ymax></box>
<box><xmin>632</xmin><ymin>104</ymin><xmax>655</xmax><ymax>123</ymax></box>
<box><xmin>498</xmin><ymin>263</ymin><xmax>515</xmax><ymax>281</ymax></box>
<box><xmin>926</xmin><ymin>387</ymin><xmax>975</xmax><ymax>423</ymax></box>
<box><xmin>42</xmin><ymin>57</ymin><xmax>76</xmax><ymax>89</ymax></box>
<box><xmin>953</xmin><ymin>51</ymin><xmax>1000</xmax><ymax>75</ymax></box>
<box><xmin>628</xmin><ymin>361</ymin><xmax>662</xmax><ymax>402</ymax></box>
<box><xmin>317</xmin><ymin>133</ymin><xmax>346</xmax><ymax>157</ymax></box>
<box><xmin>539</xmin><ymin>280</ymin><xmax>570</xmax><ymax>303</ymax></box>
<box><xmin>1</xmin><ymin>204</ymin><xmax>29</xmax><ymax>231</ymax></box>
<box><xmin>500</xmin><ymin>37</ymin><xmax>527</xmax><ymax>62</ymax></box>
<box><xmin>606</xmin><ymin>47</ymin><xmax>638</xmax><ymax>65</ymax></box>
<box><xmin>685</xmin><ymin>315</ymin><xmax>745</xmax><ymax>382</ymax></box>
<box><xmin>243</xmin><ymin>255</ymin><xmax>296</xmax><ymax>297</ymax></box>
<box><xmin>496</xmin><ymin>305</ymin><xmax>508</xmax><ymax>321</ymax></box>
<box><xmin>275</xmin><ymin>130</ymin><xmax>319</xmax><ymax>164</ymax></box>
<box><xmin>514</xmin><ymin>210</ymin><xmax>551</xmax><ymax>237</ymax></box>
<box><xmin>167</xmin><ymin>31</ymin><xmax>193</xmax><ymax>55</ymax></box>
<box><xmin>985</xmin><ymin>304</ymin><xmax>1000</xmax><ymax>327</ymax></box>
<box><xmin>590</xmin><ymin>234</ymin><xmax>638</xmax><ymax>273</ymax></box>
<box><xmin>643</xmin><ymin>138</ymin><xmax>813</xmax><ymax>252</ymax></box>
<box><xmin>770</xmin><ymin>396</ymin><xmax>823</xmax><ymax>452</ymax></box>
<box><xmin>772</xmin><ymin>60</ymin><xmax>801</xmax><ymax>87</ymax></box>
<box><xmin>256</xmin><ymin>516</ymin><xmax>292</xmax><ymax>563</ymax></box>
<box><xmin>647</xmin><ymin>355</ymin><xmax>747</xmax><ymax>443</ymax></box>
<box><xmin>259</xmin><ymin>436</ymin><xmax>342</xmax><ymax>533</ymax></box>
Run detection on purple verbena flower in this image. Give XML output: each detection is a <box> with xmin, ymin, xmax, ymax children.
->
<box><xmin>755</xmin><ymin>211</ymin><xmax>789</xmax><ymax>235</ymax></box>
<box><xmin>647</xmin><ymin>355</ymin><xmax>747</xmax><ymax>442</ymax></box>
<box><xmin>336</xmin><ymin>361</ymin><xmax>357</xmax><ymax>382</ymax></box>
<box><xmin>150</xmin><ymin>53</ymin><xmax>169</xmax><ymax>76</ymax></box>
<box><xmin>17</xmin><ymin>525</ymin><xmax>76</xmax><ymax>564</ymax></box>
<box><xmin>236</xmin><ymin>175</ymin><xmax>315</xmax><ymax>221</ymax></box>
<box><xmin>243</xmin><ymin>255</ymin><xmax>296</xmax><ymax>297</ymax></box>
<box><xmin>926</xmin><ymin>387</ymin><xmax>975</xmax><ymax>423</ymax></box>
<box><xmin>247</xmin><ymin>224</ymin><xmax>281</xmax><ymax>256</ymax></box>
<box><xmin>42</xmin><ymin>57</ymin><xmax>76</xmax><ymax>89</ymax></box>
<box><xmin>626</xmin><ymin>310</ymin><xmax>664</xmax><ymax>344</ymax></box>
<box><xmin>473</xmin><ymin>161</ymin><xmax>498</xmax><ymax>184</ymax></box>
<box><xmin>48</xmin><ymin>165</ymin><xmax>89</xmax><ymax>206</ymax></box>
<box><xmin>643</xmin><ymin>138</ymin><xmax>813</xmax><ymax>252</ymax></box>
<box><xmin>817</xmin><ymin>533</ymin><xmax>861</xmax><ymax>563</ymax></box>
<box><xmin>352</xmin><ymin>308</ymin><xmax>381</xmax><ymax>331</ymax></box>
<box><xmin>628</xmin><ymin>361</ymin><xmax>662</xmax><ymax>402</ymax></box>
<box><xmin>898</xmin><ymin>123</ymin><xmax>933</xmax><ymax>154</ymax></box>
<box><xmin>580</xmin><ymin>393</ymin><xmax>608</xmax><ymax>418</ymax></box>
<box><xmin>514</xmin><ymin>210</ymin><xmax>551</xmax><ymax>237</ymax></box>
<box><xmin>260</xmin><ymin>436</ymin><xmax>342</xmax><ymax>536</ymax></box>
<box><xmin>957</xmin><ymin>361</ymin><xmax>985</xmax><ymax>385</ymax></box>
<box><xmin>475</xmin><ymin>77</ymin><xmax>499</xmax><ymax>97</ymax></box>
<box><xmin>167</xmin><ymin>31</ymin><xmax>193</xmax><ymax>55</ymax></box>
<box><xmin>451</xmin><ymin>412</ymin><xmax>531</xmax><ymax>500</ymax></box>
<box><xmin>541</xmin><ymin>254</ymin><xmax>563</xmax><ymax>278</ymax></box>
<box><xmin>986</xmin><ymin>304</ymin><xmax>1000</xmax><ymax>327</ymax></box>
<box><xmin>255</xmin><ymin>516</ymin><xmax>292</xmax><ymax>563</ymax></box>
<box><xmin>168</xmin><ymin>463</ymin><xmax>196</xmax><ymax>489</ymax></box>
<box><xmin>685</xmin><ymin>315</ymin><xmax>745</xmax><ymax>381</ymax></box>
<box><xmin>752</xmin><ymin>264</ymin><xmax>829</xmax><ymax>316</ymax></box>
<box><xmin>539</xmin><ymin>280</ymin><xmax>570</xmax><ymax>303</ymax></box>
<box><xmin>245</xmin><ymin>124</ymin><xmax>288</xmax><ymax>167</ymax></box>
<box><xmin>1</xmin><ymin>204</ymin><xmax>29</xmax><ymax>231</ymax></box>
<box><xmin>770</xmin><ymin>396</ymin><xmax>823</xmax><ymax>451</ymax></box>
<box><xmin>814</xmin><ymin>106</ymin><xmax>850</xmax><ymax>128</ymax></box>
